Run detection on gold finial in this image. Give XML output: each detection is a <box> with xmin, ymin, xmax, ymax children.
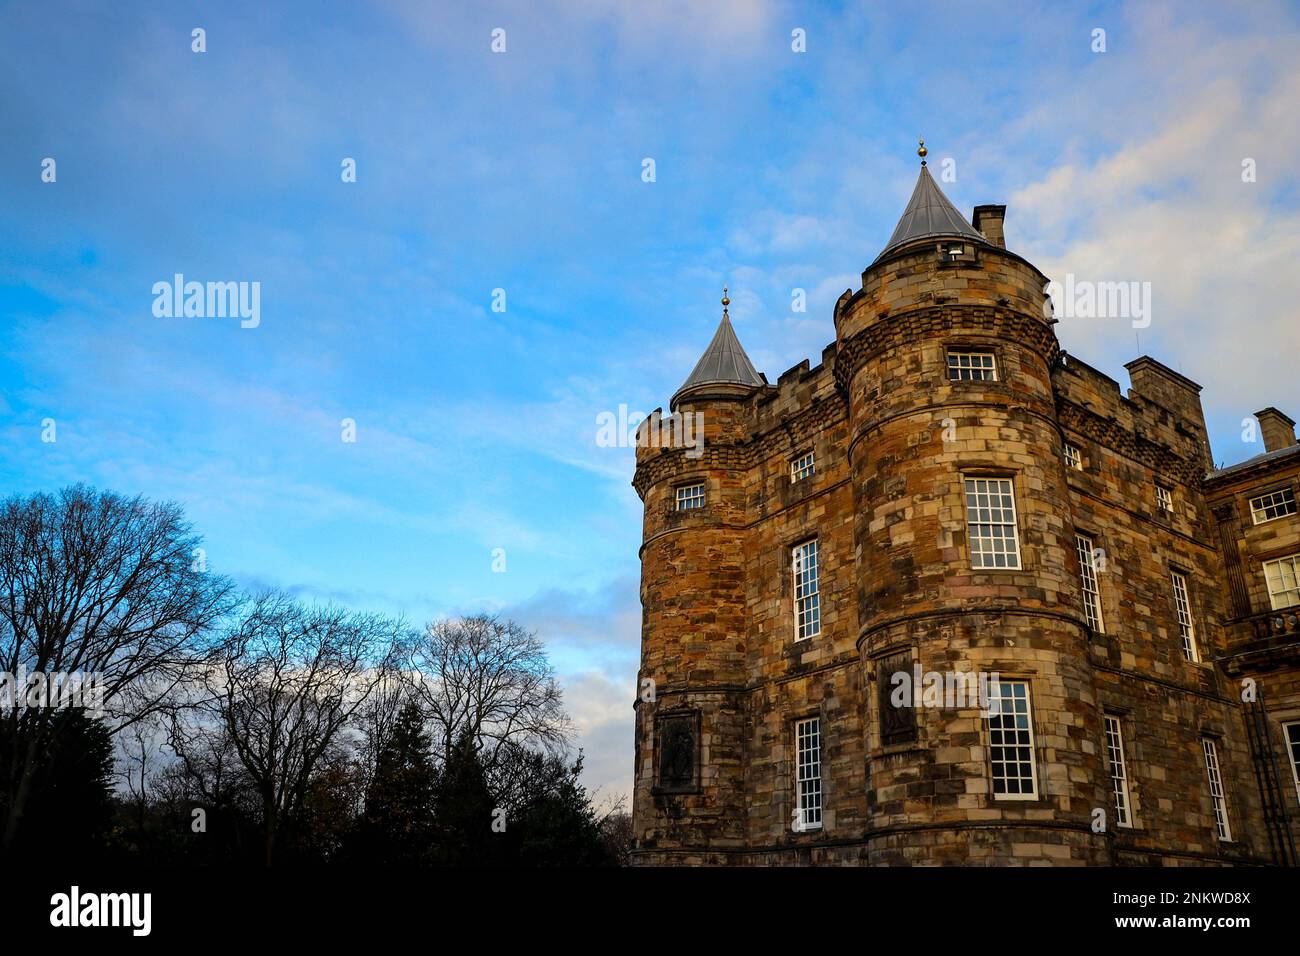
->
<box><xmin>918</xmin><ymin>137</ymin><xmax>927</xmax><ymax>165</ymax></box>
<box><xmin>721</xmin><ymin>285</ymin><xmax>730</xmax><ymax>317</ymax></box>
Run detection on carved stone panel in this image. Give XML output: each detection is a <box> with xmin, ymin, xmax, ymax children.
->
<box><xmin>655</xmin><ymin>712</ymin><xmax>700</xmax><ymax>793</ymax></box>
<box><xmin>877</xmin><ymin>650</ymin><xmax>918</xmax><ymax>747</ymax></box>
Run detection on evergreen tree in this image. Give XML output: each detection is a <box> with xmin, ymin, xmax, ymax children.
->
<box><xmin>0</xmin><ymin>709</ymin><xmax>115</xmax><ymax>858</ymax></box>
<box><xmin>432</xmin><ymin>728</ymin><xmax>499</xmax><ymax>866</ymax></box>
<box><xmin>350</xmin><ymin>701</ymin><xmax>438</xmax><ymax>863</ymax></box>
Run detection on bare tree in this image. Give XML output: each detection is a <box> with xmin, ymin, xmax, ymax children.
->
<box><xmin>0</xmin><ymin>485</ymin><xmax>235</xmax><ymax>849</ymax></box>
<box><xmin>179</xmin><ymin>592</ymin><xmax>403</xmax><ymax>865</ymax></box>
<box><xmin>598</xmin><ymin>809</ymin><xmax>634</xmax><ymax>866</ymax></box>
<box><xmin>402</xmin><ymin>615</ymin><xmax>570</xmax><ymax>770</ymax></box>
<box><xmin>354</xmin><ymin>674</ymin><xmax>413</xmax><ymax>795</ymax></box>
<box><xmin>119</xmin><ymin>719</ymin><xmax>168</xmax><ymax>840</ymax></box>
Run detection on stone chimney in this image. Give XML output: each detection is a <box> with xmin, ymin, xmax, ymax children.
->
<box><xmin>1124</xmin><ymin>356</ymin><xmax>1211</xmax><ymax>468</ymax></box>
<box><xmin>1255</xmin><ymin>407</ymin><xmax>1297</xmax><ymax>452</ymax></box>
<box><xmin>972</xmin><ymin>204</ymin><xmax>1006</xmax><ymax>248</ymax></box>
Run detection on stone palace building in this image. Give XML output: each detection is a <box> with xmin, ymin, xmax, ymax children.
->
<box><xmin>630</xmin><ymin>143</ymin><xmax>1300</xmax><ymax>866</ymax></box>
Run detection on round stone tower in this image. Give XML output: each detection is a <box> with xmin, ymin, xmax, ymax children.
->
<box><xmin>834</xmin><ymin>143</ymin><xmax>1111</xmax><ymax>864</ymax></box>
<box><xmin>630</xmin><ymin>291</ymin><xmax>761</xmax><ymax>863</ymax></box>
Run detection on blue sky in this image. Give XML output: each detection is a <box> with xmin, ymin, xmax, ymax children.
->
<box><xmin>3</xmin><ymin>1</ymin><xmax>1300</xmax><ymax>804</ymax></box>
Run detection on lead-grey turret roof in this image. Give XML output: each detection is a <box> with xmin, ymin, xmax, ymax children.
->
<box><xmin>875</xmin><ymin>163</ymin><xmax>987</xmax><ymax>261</ymax></box>
<box><xmin>672</xmin><ymin>303</ymin><xmax>764</xmax><ymax>405</ymax></box>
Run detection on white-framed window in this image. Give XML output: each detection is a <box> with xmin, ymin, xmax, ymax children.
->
<box><xmin>947</xmin><ymin>350</ymin><xmax>997</xmax><ymax>382</ymax></box>
<box><xmin>987</xmin><ymin>680</ymin><xmax>1038</xmax><ymax>800</ymax></box>
<box><xmin>1170</xmin><ymin>570</ymin><xmax>1199</xmax><ymax>662</ymax></box>
<box><xmin>1103</xmin><ymin>715</ymin><xmax>1133</xmax><ymax>828</ymax></box>
<box><xmin>790</xmin><ymin>451</ymin><xmax>816</xmax><ymax>483</ymax></box>
<box><xmin>1250</xmin><ymin>487</ymin><xmax>1297</xmax><ymax>524</ymax></box>
<box><xmin>1063</xmin><ymin>443</ymin><xmax>1083</xmax><ymax>470</ymax></box>
<box><xmin>675</xmin><ymin>483</ymin><xmax>705</xmax><ymax>511</ymax></box>
<box><xmin>1283</xmin><ymin>721</ymin><xmax>1300</xmax><ymax>804</ymax></box>
<box><xmin>1201</xmin><ymin>738</ymin><xmax>1232</xmax><ymax>841</ymax></box>
<box><xmin>793</xmin><ymin>539</ymin><xmax>821</xmax><ymax>640</ymax></box>
<box><xmin>794</xmin><ymin>717</ymin><xmax>822</xmax><ymax>831</ymax></box>
<box><xmin>1076</xmin><ymin>533</ymin><xmax>1105</xmax><ymax>633</ymax></box>
<box><xmin>1155</xmin><ymin>484</ymin><xmax>1174</xmax><ymax>513</ymax></box>
<box><xmin>1263</xmin><ymin>554</ymin><xmax>1300</xmax><ymax>610</ymax></box>
<box><xmin>964</xmin><ymin>477</ymin><xmax>1021</xmax><ymax>569</ymax></box>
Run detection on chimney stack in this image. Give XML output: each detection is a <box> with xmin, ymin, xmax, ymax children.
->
<box><xmin>1255</xmin><ymin>407</ymin><xmax>1297</xmax><ymax>452</ymax></box>
<box><xmin>972</xmin><ymin>204</ymin><xmax>1006</xmax><ymax>248</ymax></box>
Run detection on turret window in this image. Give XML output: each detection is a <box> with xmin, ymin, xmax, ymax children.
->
<box><xmin>1103</xmin><ymin>715</ymin><xmax>1133</xmax><ymax>828</ymax></box>
<box><xmin>1155</xmin><ymin>484</ymin><xmax>1174</xmax><ymax>513</ymax></box>
<box><xmin>987</xmin><ymin>680</ymin><xmax>1038</xmax><ymax>800</ymax></box>
<box><xmin>1076</xmin><ymin>534</ymin><xmax>1105</xmax><ymax>633</ymax></box>
<box><xmin>793</xmin><ymin>539</ymin><xmax>821</xmax><ymax>640</ymax></box>
<box><xmin>963</xmin><ymin>477</ymin><xmax>1021</xmax><ymax>569</ymax></box>
<box><xmin>1170</xmin><ymin>570</ymin><xmax>1199</xmax><ymax>662</ymax></box>
<box><xmin>790</xmin><ymin>451</ymin><xmax>816</xmax><ymax>483</ymax></box>
<box><xmin>1063</xmin><ymin>443</ymin><xmax>1083</xmax><ymax>470</ymax></box>
<box><xmin>794</xmin><ymin>717</ymin><xmax>822</xmax><ymax>831</ymax></box>
<box><xmin>675</xmin><ymin>483</ymin><xmax>705</xmax><ymax>510</ymax></box>
<box><xmin>1201</xmin><ymin>738</ymin><xmax>1232</xmax><ymax>841</ymax></box>
<box><xmin>947</xmin><ymin>350</ymin><xmax>997</xmax><ymax>382</ymax></box>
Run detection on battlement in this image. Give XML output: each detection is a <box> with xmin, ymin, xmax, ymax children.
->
<box><xmin>751</xmin><ymin>342</ymin><xmax>841</xmax><ymax>436</ymax></box>
<box><xmin>1053</xmin><ymin>351</ymin><xmax>1211</xmax><ymax>477</ymax></box>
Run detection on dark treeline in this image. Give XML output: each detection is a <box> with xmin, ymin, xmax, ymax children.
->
<box><xmin>0</xmin><ymin>485</ymin><xmax>630</xmax><ymax>865</ymax></box>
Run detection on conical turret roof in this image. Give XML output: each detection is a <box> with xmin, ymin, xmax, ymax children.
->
<box><xmin>672</xmin><ymin>292</ymin><xmax>764</xmax><ymax>406</ymax></box>
<box><xmin>875</xmin><ymin>163</ymin><xmax>986</xmax><ymax>262</ymax></box>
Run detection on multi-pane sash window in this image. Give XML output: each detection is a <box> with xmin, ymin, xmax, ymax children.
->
<box><xmin>1076</xmin><ymin>534</ymin><xmax>1105</xmax><ymax>633</ymax></box>
<box><xmin>947</xmin><ymin>350</ymin><xmax>997</xmax><ymax>382</ymax></box>
<box><xmin>964</xmin><ymin>477</ymin><xmax>1021</xmax><ymax>569</ymax></box>
<box><xmin>1063</xmin><ymin>443</ymin><xmax>1082</xmax><ymax>470</ymax></box>
<box><xmin>793</xmin><ymin>539</ymin><xmax>821</xmax><ymax>640</ymax></box>
<box><xmin>790</xmin><ymin>451</ymin><xmax>816</xmax><ymax>483</ymax></box>
<box><xmin>1284</xmin><ymin>722</ymin><xmax>1300</xmax><ymax>803</ymax></box>
<box><xmin>1250</xmin><ymin>487</ymin><xmax>1297</xmax><ymax>524</ymax></box>
<box><xmin>675</xmin><ymin>483</ymin><xmax>705</xmax><ymax>510</ymax></box>
<box><xmin>1103</xmin><ymin>716</ymin><xmax>1133</xmax><ymax>828</ymax></box>
<box><xmin>1155</xmin><ymin>484</ymin><xmax>1174</xmax><ymax>513</ymax></box>
<box><xmin>1263</xmin><ymin>554</ymin><xmax>1300</xmax><ymax>610</ymax></box>
<box><xmin>794</xmin><ymin>717</ymin><xmax>822</xmax><ymax>830</ymax></box>
<box><xmin>987</xmin><ymin>680</ymin><xmax>1037</xmax><ymax>799</ymax></box>
<box><xmin>1170</xmin><ymin>570</ymin><xmax>1199</xmax><ymax>662</ymax></box>
<box><xmin>1201</xmin><ymin>738</ymin><xmax>1232</xmax><ymax>841</ymax></box>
